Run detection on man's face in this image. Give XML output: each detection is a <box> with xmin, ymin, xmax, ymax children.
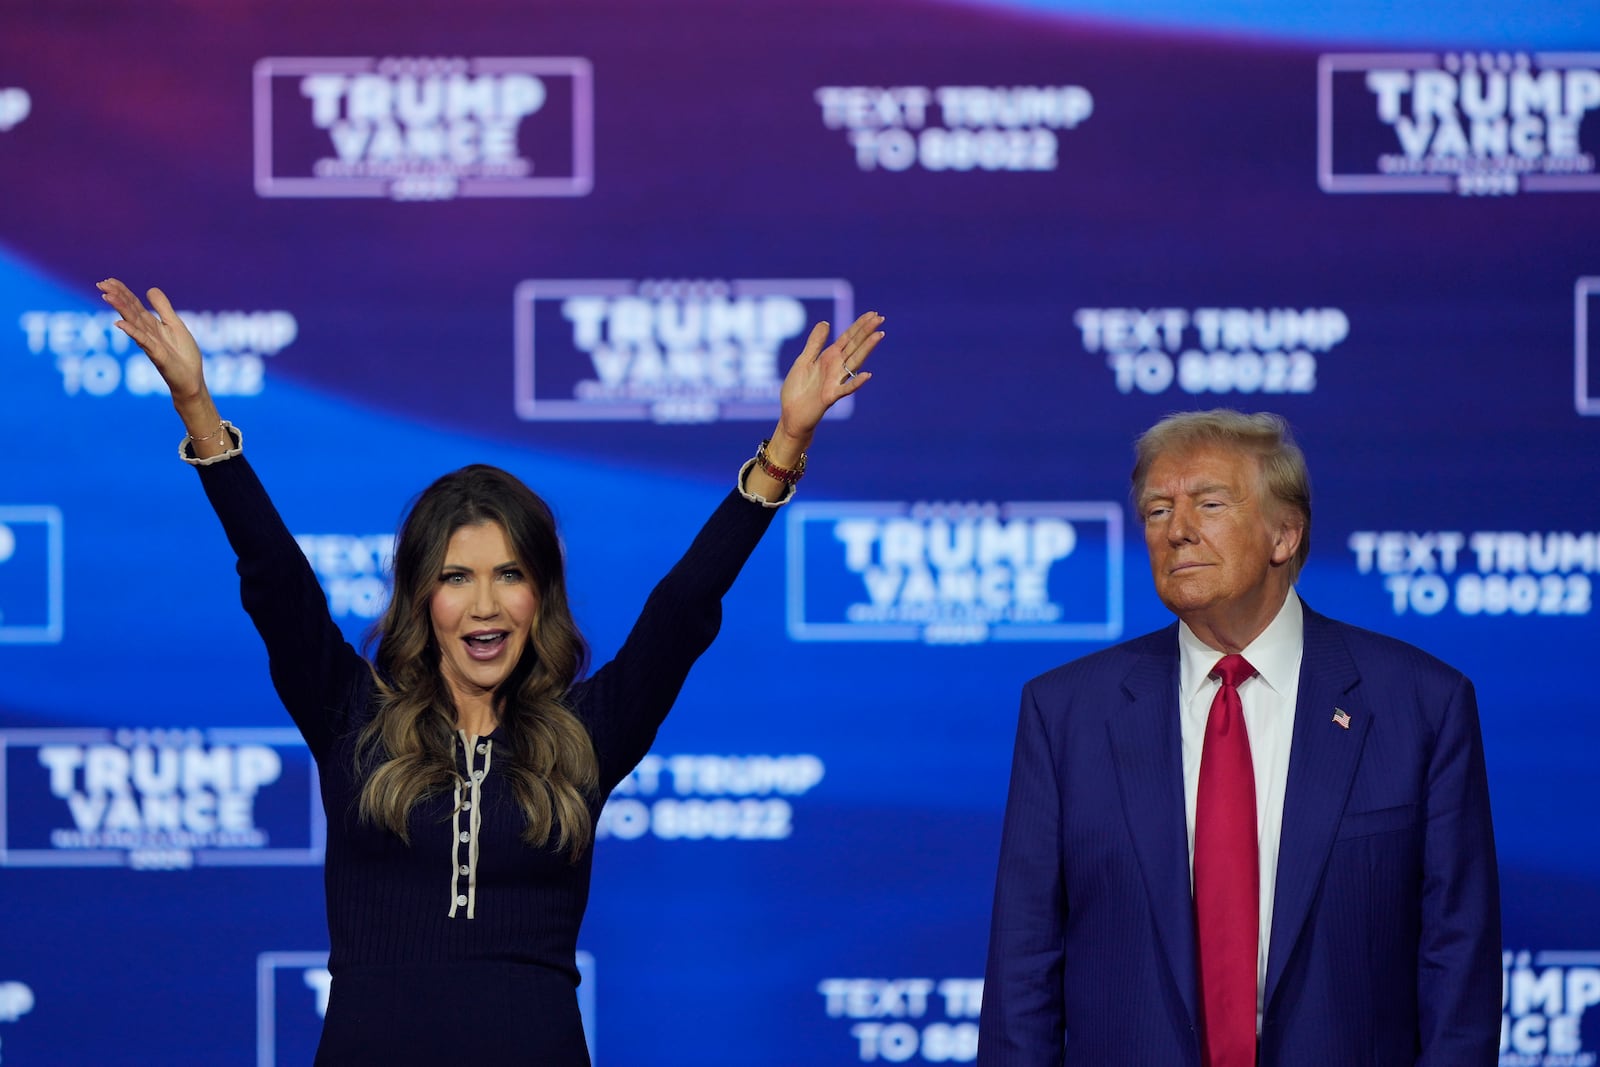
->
<box><xmin>1140</xmin><ymin>445</ymin><xmax>1300</xmax><ymax>626</ymax></box>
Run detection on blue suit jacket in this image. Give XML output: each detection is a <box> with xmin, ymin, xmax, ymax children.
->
<box><xmin>978</xmin><ymin>605</ymin><xmax>1500</xmax><ymax>1066</ymax></box>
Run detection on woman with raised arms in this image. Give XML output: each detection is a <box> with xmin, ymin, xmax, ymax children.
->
<box><xmin>98</xmin><ymin>277</ymin><xmax>884</xmax><ymax>1066</ymax></box>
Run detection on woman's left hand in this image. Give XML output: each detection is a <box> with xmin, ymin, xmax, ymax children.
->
<box><xmin>742</xmin><ymin>311</ymin><xmax>884</xmax><ymax>501</ymax></box>
<box><xmin>773</xmin><ymin>311</ymin><xmax>885</xmax><ymax>446</ymax></box>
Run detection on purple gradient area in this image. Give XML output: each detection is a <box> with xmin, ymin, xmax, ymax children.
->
<box><xmin>3</xmin><ymin>2</ymin><xmax>1591</xmax><ymax>490</ymax></box>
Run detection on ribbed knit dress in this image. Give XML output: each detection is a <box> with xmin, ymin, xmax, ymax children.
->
<box><xmin>196</xmin><ymin>454</ymin><xmax>776</xmax><ymax>1065</ymax></box>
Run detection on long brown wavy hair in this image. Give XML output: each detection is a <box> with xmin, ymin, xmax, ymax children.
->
<box><xmin>357</xmin><ymin>464</ymin><xmax>598</xmax><ymax>861</ymax></box>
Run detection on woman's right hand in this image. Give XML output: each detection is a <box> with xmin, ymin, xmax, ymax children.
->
<box><xmin>97</xmin><ymin>278</ymin><xmax>208</xmax><ymax>402</ymax></box>
<box><xmin>99</xmin><ymin>278</ymin><xmax>230</xmax><ymax>455</ymax></box>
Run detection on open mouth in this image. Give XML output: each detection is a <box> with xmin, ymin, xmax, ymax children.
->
<box><xmin>463</xmin><ymin>632</ymin><xmax>509</xmax><ymax>660</ymax></box>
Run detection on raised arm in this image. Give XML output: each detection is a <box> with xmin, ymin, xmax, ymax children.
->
<box><xmin>579</xmin><ymin>312</ymin><xmax>886</xmax><ymax>788</ymax></box>
<box><xmin>743</xmin><ymin>311</ymin><xmax>884</xmax><ymax>502</ymax></box>
<box><xmin>98</xmin><ymin>278</ymin><xmax>369</xmax><ymax>758</ymax></box>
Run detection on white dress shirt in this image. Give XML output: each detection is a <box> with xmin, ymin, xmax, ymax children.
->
<box><xmin>1178</xmin><ymin>589</ymin><xmax>1304</xmax><ymax>1033</ymax></box>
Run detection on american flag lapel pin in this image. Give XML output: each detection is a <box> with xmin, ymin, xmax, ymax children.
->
<box><xmin>1332</xmin><ymin>708</ymin><xmax>1351</xmax><ymax>730</ymax></box>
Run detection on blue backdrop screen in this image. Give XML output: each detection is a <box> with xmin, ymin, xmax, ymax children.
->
<box><xmin>0</xmin><ymin>1</ymin><xmax>1597</xmax><ymax>1063</ymax></box>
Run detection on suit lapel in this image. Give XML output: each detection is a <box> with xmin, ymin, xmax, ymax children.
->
<box><xmin>1106</xmin><ymin>629</ymin><xmax>1199</xmax><ymax>1028</ymax></box>
<box><xmin>1264</xmin><ymin>608</ymin><xmax>1368</xmax><ymax>1008</ymax></box>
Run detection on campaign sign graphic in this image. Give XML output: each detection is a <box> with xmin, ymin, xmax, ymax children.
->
<box><xmin>597</xmin><ymin>752</ymin><xmax>826</xmax><ymax>843</ymax></box>
<box><xmin>0</xmin><ymin>506</ymin><xmax>63</xmax><ymax>644</ymax></box>
<box><xmin>253</xmin><ymin>56</ymin><xmax>593</xmax><ymax>200</ymax></box>
<box><xmin>819</xmin><ymin>976</ymin><xmax>984</xmax><ymax>1063</ymax></box>
<box><xmin>1579</xmin><ymin>277</ymin><xmax>1600</xmax><ymax>416</ymax></box>
<box><xmin>0</xmin><ymin>87</ymin><xmax>29</xmax><ymax>132</ymax></box>
<box><xmin>786</xmin><ymin>501</ymin><xmax>1124</xmax><ymax>644</ymax></box>
<box><xmin>0</xmin><ymin>981</ymin><xmax>32</xmax><ymax>1024</ymax></box>
<box><xmin>256</xmin><ymin>950</ymin><xmax>597</xmax><ymax>1067</ymax></box>
<box><xmin>1319</xmin><ymin>52</ymin><xmax>1600</xmax><ymax>195</ymax></box>
<box><xmin>814</xmin><ymin>83</ymin><xmax>1093</xmax><ymax>173</ymax></box>
<box><xmin>513</xmin><ymin>278</ymin><xmax>855</xmax><ymax>423</ymax></box>
<box><xmin>19</xmin><ymin>306</ymin><xmax>297</xmax><ymax>399</ymax></box>
<box><xmin>0</xmin><ymin>978</ymin><xmax>33</xmax><ymax>1066</ymax></box>
<box><xmin>1346</xmin><ymin>528</ymin><xmax>1597</xmax><ymax>619</ymax></box>
<box><xmin>256</xmin><ymin>952</ymin><xmax>331</xmax><ymax>1067</ymax></box>
<box><xmin>294</xmin><ymin>531</ymin><xmax>395</xmax><ymax>620</ymax></box>
<box><xmin>1074</xmin><ymin>306</ymin><xmax>1348</xmax><ymax>398</ymax></box>
<box><xmin>0</xmin><ymin>728</ymin><xmax>321</xmax><ymax>869</ymax></box>
<box><xmin>1501</xmin><ymin>950</ymin><xmax>1600</xmax><ymax>1066</ymax></box>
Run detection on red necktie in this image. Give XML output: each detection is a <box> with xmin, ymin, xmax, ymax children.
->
<box><xmin>1195</xmin><ymin>654</ymin><xmax>1259</xmax><ymax>1067</ymax></box>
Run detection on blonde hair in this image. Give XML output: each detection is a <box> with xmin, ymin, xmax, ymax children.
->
<box><xmin>1131</xmin><ymin>409</ymin><xmax>1311</xmax><ymax>584</ymax></box>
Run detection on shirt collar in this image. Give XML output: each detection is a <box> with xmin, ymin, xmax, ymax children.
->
<box><xmin>1178</xmin><ymin>589</ymin><xmax>1304</xmax><ymax>705</ymax></box>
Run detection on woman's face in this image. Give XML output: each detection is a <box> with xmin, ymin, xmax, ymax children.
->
<box><xmin>429</xmin><ymin>521</ymin><xmax>540</xmax><ymax>715</ymax></box>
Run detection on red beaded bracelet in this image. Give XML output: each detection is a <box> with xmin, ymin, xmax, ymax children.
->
<box><xmin>755</xmin><ymin>438</ymin><xmax>807</xmax><ymax>484</ymax></box>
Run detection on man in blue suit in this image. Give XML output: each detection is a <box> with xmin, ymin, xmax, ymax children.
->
<box><xmin>978</xmin><ymin>410</ymin><xmax>1499</xmax><ymax>1066</ymax></box>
